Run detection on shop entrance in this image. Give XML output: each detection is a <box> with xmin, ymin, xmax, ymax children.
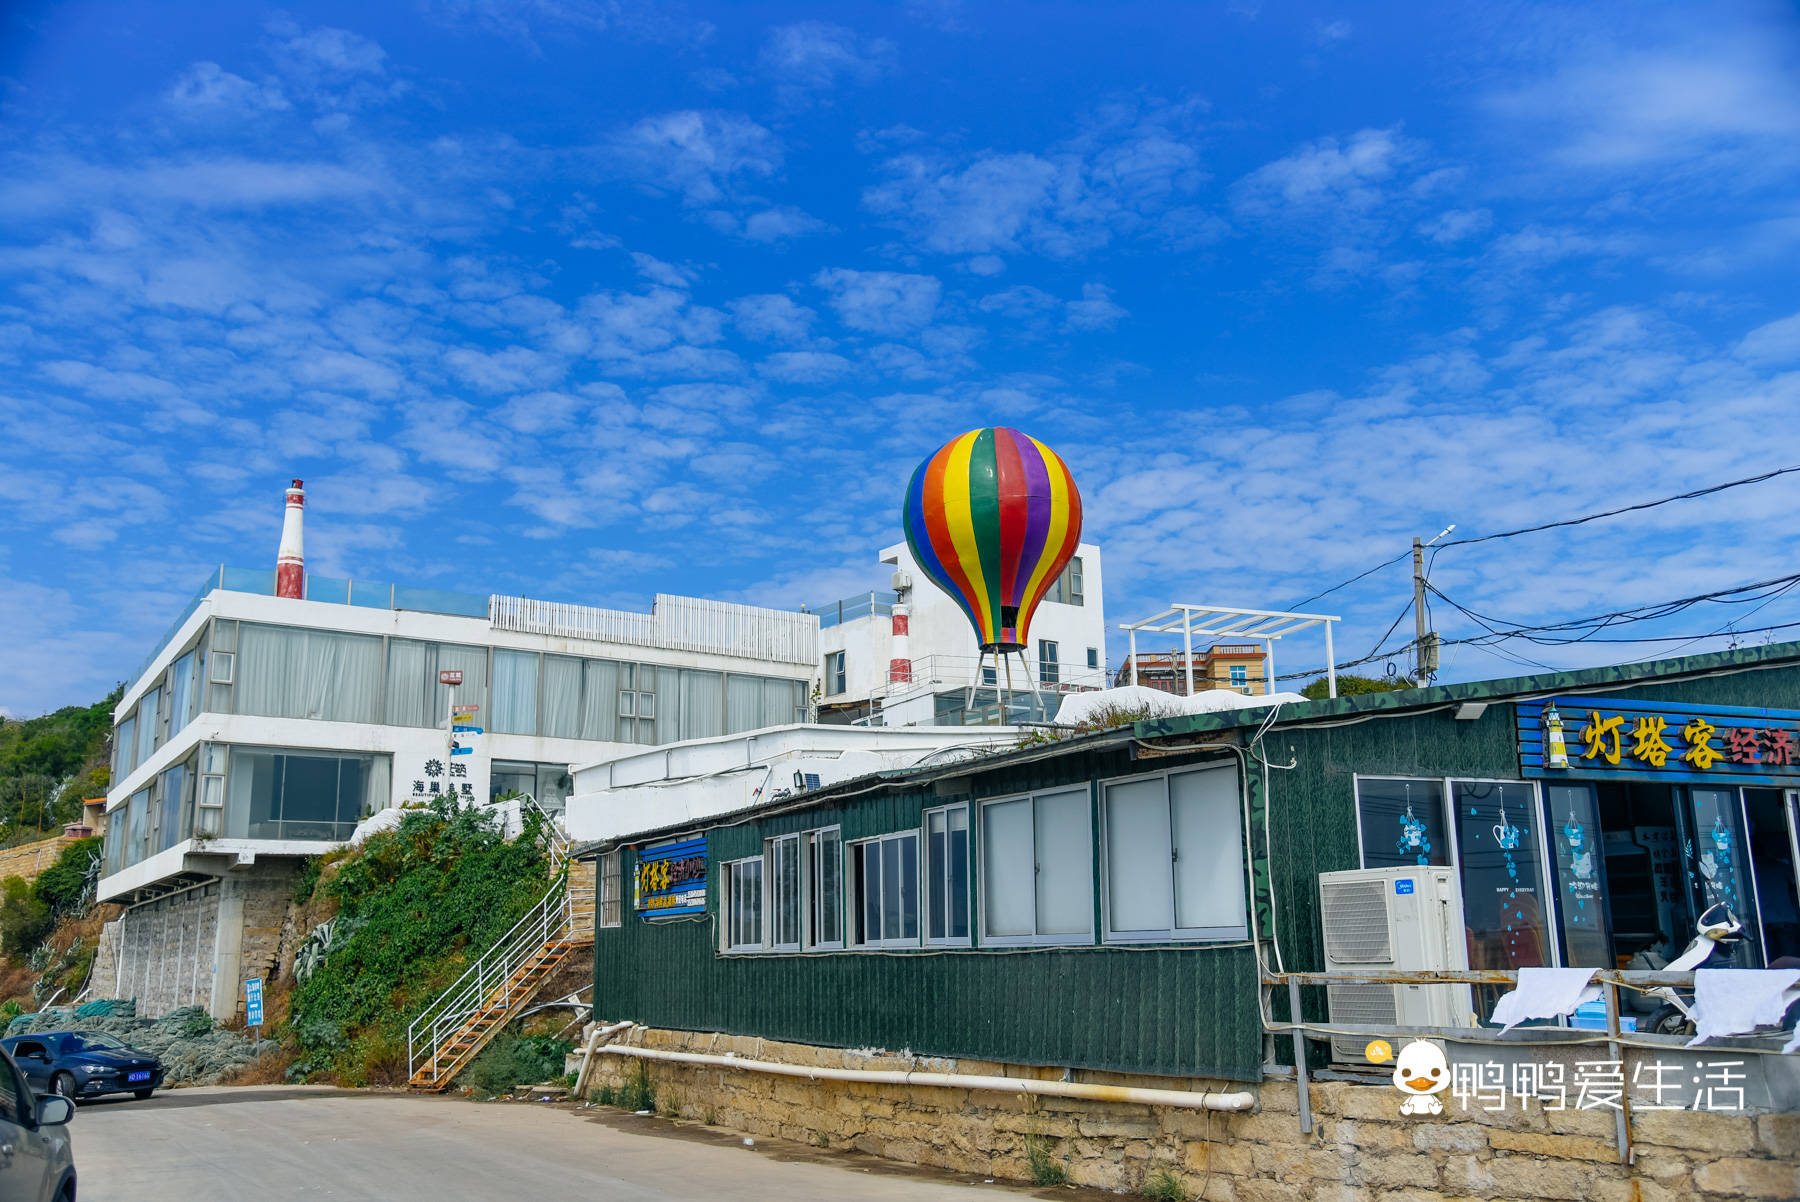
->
<box><xmin>1744</xmin><ymin>788</ymin><xmax>1800</xmax><ymax>967</ymax></box>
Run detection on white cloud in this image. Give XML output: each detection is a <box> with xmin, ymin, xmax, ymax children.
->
<box><xmin>728</xmin><ymin>294</ymin><xmax>816</xmax><ymax>344</ymax></box>
<box><xmin>812</xmin><ymin>268</ymin><xmax>942</xmax><ymax>336</ymax></box>
<box><xmin>607</xmin><ymin>111</ymin><xmax>782</xmax><ymax>206</ymax></box>
<box><xmin>1487</xmin><ymin>35</ymin><xmax>1800</xmax><ymax>172</ymax></box>
<box><xmin>759</xmin><ymin>21</ymin><xmax>895</xmax><ymax>92</ymax></box>
<box><xmin>1418</xmin><ymin>208</ymin><xmax>1492</xmax><ymax>244</ymax></box>
<box><xmin>166</xmin><ymin>62</ymin><xmax>290</xmax><ymax>113</ymax></box>
<box><xmin>1736</xmin><ymin>311</ymin><xmax>1800</xmax><ymax>364</ymax></box>
<box><xmin>740</xmin><ymin>205</ymin><xmax>829</xmax><ymax>242</ymax></box>
<box><xmin>1232</xmin><ymin>126</ymin><xmax>1414</xmax><ymax>218</ymax></box>
<box><xmin>863</xmin><ymin>98</ymin><xmax>1209</xmax><ymax>260</ymax></box>
<box><xmin>1064</xmin><ymin>283</ymin><xmax>1128</xmax><ymax>332</ymax></box>
<box><xmin>759</xmin><ymin>351</ymin><xmax>853</xmax><ymax>384</ymax></box>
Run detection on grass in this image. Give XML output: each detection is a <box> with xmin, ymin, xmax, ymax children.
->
<box><xmin>1142</xmin><ymin>1169</ymin><xmax>1190</xmax><ymax>1201</ymax></box>
<box><xmin>1023</xmin><ymin>1133</ymin><xmax>1069</xmax><ymax>1187</ymax></box>
<box><xmin>618</xmin><ymin>1060</ymin><xmax>654</xmax><ymax>1112</ymax></box>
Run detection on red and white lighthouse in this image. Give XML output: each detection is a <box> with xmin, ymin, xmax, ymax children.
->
<box><xmin>276</xmin><ymin>478</ymin><xmax>305</xmax><ymax>599</ymax></box>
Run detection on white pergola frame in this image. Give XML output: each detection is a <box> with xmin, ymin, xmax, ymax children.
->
<box><xmin>1119</xmin><ymin>604</ymin><xmax>1343</xmax><ymax>699</ymax></box>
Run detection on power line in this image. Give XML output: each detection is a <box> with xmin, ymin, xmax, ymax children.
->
<box><xmin>1286</xmin><ymin>548</ymin><xmax>1412</xmax><ymax>610</ymax></box>
<box><xmin>1438</xmin><ymin>464</ymin><xmax>1800</xmax><ymax>550</ymax></box>
<box><xmin>1426</xmin><ymin>572</ymin><xmax>1800</xmax><ymax>646</ymax></box>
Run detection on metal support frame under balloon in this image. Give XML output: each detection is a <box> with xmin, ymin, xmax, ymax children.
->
<box><xmin>1119</xmin><ymin>604</ymin><xmax>1343</xmax><ymax>699</ymax></box>
<box><xmin>964</xmin><ymin>646</ymin><xmax>1048</xmax><ymax>725</ymax></box>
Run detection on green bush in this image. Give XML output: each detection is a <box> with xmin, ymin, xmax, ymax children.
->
<box><xmin>287</xmin><ymin>800</ymin><xmax>551</xmax><ymax>1080</ymax></box>
<box><xmin>459</xmin><ymin>1031</ymin><xmax>572</xmax><ymax>1097</ymax></box>
<box><xmin>33</xmin><ymin>837</ymin><xmax>101</xmax><ymax>916</ymax></box>
<box><xmin>1143</xmin><ymin>1169</ymin><xmax>1189</xmax><ymax>1201</ymax></box>
<box><xmin>0</xmin><ymin>877</ymin><xmax>53</xmax><ymax>960</ymax></box>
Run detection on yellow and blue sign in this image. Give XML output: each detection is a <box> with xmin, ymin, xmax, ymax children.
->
<box><xmin>1519</xmin><ymin>696</ymin><xmax>1800</xmax><ymax>785</ymax></box>
<box><xmin>634</xmin><ymin>836</ymin><xmax>707</xmax><ymax>918</ymax></box>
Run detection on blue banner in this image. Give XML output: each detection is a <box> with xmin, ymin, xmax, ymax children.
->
<box><xmin>1519</xmin><ymin>695</ymin><xmax>1800</xmax><ymax>785</ymax></box>
<box><xmin>634</xmin><ymin>836</ymin><xmax>708</xmax><ymax>917</ymax></box>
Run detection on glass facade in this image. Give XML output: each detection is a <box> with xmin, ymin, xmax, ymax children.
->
<box><xmin>224</xmin><ymin>747</ymin><xmax>388</xmax><ymax>842</ymax></box>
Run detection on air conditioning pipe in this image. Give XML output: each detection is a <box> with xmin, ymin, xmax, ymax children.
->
<box><xmin>587</xmin><ymin>1039</ymin><xmax>1256</xmax><ymax>1113</ymax></box>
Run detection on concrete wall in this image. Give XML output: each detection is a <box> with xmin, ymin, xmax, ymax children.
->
<box><xmin>91</xmin><ymin>861</ymin><xmax>301</xmax><ymax>1020</ymax></box>
<box><xmin>581</xmin><ymin>1026</ymin><xmax>1799</xmax><ymax>1200</ymax></box>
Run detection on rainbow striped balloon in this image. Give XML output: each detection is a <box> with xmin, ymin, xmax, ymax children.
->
<box><xmin>902</xmin><ymin>427</ymin><xmax>1084</xmax><ymax>652</ymax></box>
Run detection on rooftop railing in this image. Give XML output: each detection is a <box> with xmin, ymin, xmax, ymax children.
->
<box><xmin>806</xmin><ymin>590</ymin><xmax>898</xmax><ymax>629</ymax></box>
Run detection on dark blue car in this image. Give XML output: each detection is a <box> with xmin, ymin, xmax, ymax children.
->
<box><xmin>1</xmin><ymin>1031</ymin><xmax>164</xmax><ymax>1102</ymax></box>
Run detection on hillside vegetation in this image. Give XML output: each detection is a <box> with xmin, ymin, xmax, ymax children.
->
<box><xmin>284</xmin><ymin>800</ymin><xmax>555</xmax><ymax>1086</ymax></box>
<box><xmin>0</xmin><ymin>689</ymin><xmax>119</xmax><ymax>842</ymax></box>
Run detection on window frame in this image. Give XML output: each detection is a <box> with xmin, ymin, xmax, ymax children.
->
<box><xmin>977</xmin><ymin>786</ymin><xmax>1096</xmax><ymax>947</ymax></box>
<box><xmin>721</xmin><ymin>856</ymin><xmax>765</xmax><ymax>952</ymax></box>
<box><xmin>766</xmin><ymin>832</ymin><xmax>803</xmax><ymax>951</ymax></box>
<box><xmin>847</xmin><ymin>829</ymin><xmax>922</xmax><ymax>948</ymax></box>
<box><xmin>824</xmin><ymin>651</ymin><xmax>847</xmax><ymax>697</ymax></box>
<box><xmin>599</xmin><ymin>850</ymin><xmax>623</xmax><ymax>929</ymax></box>
<box><xmin>803</xmin><ymin>826</ymin><xmax>844</xmax><ymax>950</ymax></box>
<box><xmin>923</xmin><ymin>803</ymin><xmax>972</xmax><ymax>946</ymax></box>
<box><xmin>1098</xmin><ymin>764</ymin><xmax>1249</xmax><ymax>944</ymax></box>
<box><xmin>1038</xmin><ymin>640</ymin><xmax>1060</xmax><ymax>686</ymax></box>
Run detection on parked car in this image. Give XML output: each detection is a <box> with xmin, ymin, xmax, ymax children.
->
<box><xmin>0</xmin><ymin>1044</ymin><xmax>75</xmax><ymax>1201</ymax></box>
<box><xmin>0</xmin><ymin>1031</ymin><xmax>164</xmax><ymax>1102</ymax></box>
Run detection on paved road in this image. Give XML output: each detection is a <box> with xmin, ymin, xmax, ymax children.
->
<box><xmin>68</xmin><ymin>1086</ymin><xmax>1050</xmax><ymax>1201</ymax></box>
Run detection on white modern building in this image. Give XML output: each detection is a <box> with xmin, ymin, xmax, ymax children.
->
<box><xmin>811</xmin><ymin>540</ymin><xmax>1109</xmax><ymax>727</ymax></box>
<box><xmin>97</xmin><ymin>562</ymin><xmax>818</xmax><ymax>1019</ymax></box>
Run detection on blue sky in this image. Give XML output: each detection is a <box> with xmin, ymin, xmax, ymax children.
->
<box><xmin>4</xmin><ymin>1</ymin><xmax>1800</xmax><ymax>716</ymax></box>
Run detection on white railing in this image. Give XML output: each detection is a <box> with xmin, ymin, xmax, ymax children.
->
<box><xmin>405</xmin><ymin>795</ymin><xmax>572</xmax><ymax>1088</ymax></box>
<box><xmin>489</xmin><ymin>593</ymin><xmax>819</xmax><ymax>667</ymax></box>
<box><xmin>873</xmin><ymin>654</ymin><xmax>1111</xmax><ymax>700</ymax></box>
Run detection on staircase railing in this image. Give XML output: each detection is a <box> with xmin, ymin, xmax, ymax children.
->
<box><xmin>404</xmin><ymin>793</ymin><xmax>574</xmax><ymax>1088</ymax></box>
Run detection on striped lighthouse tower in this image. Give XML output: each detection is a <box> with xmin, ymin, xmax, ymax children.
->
<box><xmin>888</xmin><ymin>574</ymin><xmax>913</xmax><ymax>686</ymax></box>
<box><xmin>276</xmin><ymin>478</ymin><xmax>305</xmax><ymax>599</ymax></box>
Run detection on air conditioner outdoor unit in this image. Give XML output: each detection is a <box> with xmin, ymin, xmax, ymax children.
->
<box><xmin>1318</xmin><ymin>865</ymin><xmax>1473</xmax><ymax>1064</ymax></box>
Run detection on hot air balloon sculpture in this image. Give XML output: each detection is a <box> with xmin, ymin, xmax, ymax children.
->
<box><xmin>902</xmin><ymin>427</ymin><xmax>1083</xmax><ymax>720</ymax></box>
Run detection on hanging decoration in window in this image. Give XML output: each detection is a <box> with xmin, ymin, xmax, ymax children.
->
<box><xmin>1488</xmin><ymin>786</ymin><xmax>1531</xmax><ymax>961</ymax></box>
<box><xmin>1559</xmin><ymin>800</ymin><xmax>1598</xmax><ymax>928</ymax></box>
<box><xmin>1395</xmin><ymin>782</ymin><xmax>1432</xmax><ymax>866</ymax></box>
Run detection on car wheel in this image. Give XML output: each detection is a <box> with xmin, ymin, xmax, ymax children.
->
<box><xmin>133</xmin><ymin>1087</ymin><xmax>154</xmax><ymax>1100</ymax></box>
<box><xmin>51</xmin><ymin>1072</ymin><xmax>77</xmax><ymax>1100</ymax></box>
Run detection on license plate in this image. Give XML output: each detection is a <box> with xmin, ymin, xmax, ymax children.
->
<box><xmin>127</xmin><ymin>1071</ymin><xmax>151</xmax><ymax>1083</ymax></box>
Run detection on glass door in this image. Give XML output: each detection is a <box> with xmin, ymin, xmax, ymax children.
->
<box><xmin>1676</xmin><ymin>785</ymin><xmax>1762</xmax><ymax>967</ymax></box>
<box><xmin>1743</xmin><ymin>788</ymin><xmax>1800</xmax><ymax>966</ymax></box>
<box><xmin>1544</xmin><ymin>783</ymin><xmax>1613</xmax><ymax>969</ymax></box>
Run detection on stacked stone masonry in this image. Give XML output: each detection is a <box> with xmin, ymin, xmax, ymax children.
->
<box><xmin>0</xmin><ymin>834</ymin><xmax>80</xmax><ymax>888</ymax></box>
<box><xmin>580</xmin><ymin>1027</ymin><xmax>1800</xmax><ymax>1200</ymax></box>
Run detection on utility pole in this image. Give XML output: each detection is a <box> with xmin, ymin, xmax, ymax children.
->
<box><xmin>1413</xmin><ymin>525</ymin><xmax>1455</xmax><ymax>684</ymax></box>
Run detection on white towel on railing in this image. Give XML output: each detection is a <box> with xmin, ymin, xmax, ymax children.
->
<box><xmin>1687</xmin><ymin>968</ymin><xmax>1800</xmax><ymax>1046</ymax></box>
<box><xmin>1489</xmin><ymin>968</ymin><xmax>1601</xmax><ymax>1032</ymax></box>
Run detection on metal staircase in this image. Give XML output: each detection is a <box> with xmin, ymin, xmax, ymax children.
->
<box><xmin>406</xmin><ymin>797</ymin><xmax>595</xmax><ymax>1091</ymax></box>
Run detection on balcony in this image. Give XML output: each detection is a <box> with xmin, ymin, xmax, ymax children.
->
<box><xmin>874</xmin><ymin>654</ymin><xmax>1110</xmax><ymax>700</ymax></box>
<box><xmin>805</xmin><ymin>590</ymin><xmax>898</xmax><ymax>629</ymax></box>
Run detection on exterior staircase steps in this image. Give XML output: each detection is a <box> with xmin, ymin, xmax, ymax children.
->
<box><xmin>405</xmin><ymin>796</ymin><xmax>591</xmax><ymax>1093</ymax></box>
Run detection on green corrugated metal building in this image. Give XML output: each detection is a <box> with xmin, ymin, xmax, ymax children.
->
<box><xmin>584</xmin><ymin>641</ymin><xmax>1800</xmax><ymax>1084</ymax></box>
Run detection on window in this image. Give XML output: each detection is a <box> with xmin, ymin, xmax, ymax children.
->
<box><xmin>618</xmin><ymin>665</ymin><xmax>656</xmax><ymax>744</ymax></box>
<box><xmin>136</xmin><ymin>687</ymin><xmax>161</xmax><ymax>765</ymax></box>
<box><xmin>114</xmin><ymin>713</ymin><xmax>138</xmax><ymax>781</ymax></box>
<box><xmin>981</xmin><ymin>789</ymin><xmax>1093</xmax><ymax>943</ymax></box>
<box><xmin>723</xmin><ymin>857</ymin><xmax>764</xmax><ymax>950</ymax></box>
<box><xmin>208</xmin><ymin>619</ymin><xmax>238</xmax><ymax>714</ymax></box>
<box><xmin>235</xmin><ymin>625</ymin><xmax>383</xmax><ymax>725</ymax></box>
<box><xmin>197</xmin><ymin>744</ymin><xmax>226</xmax><ymax>837</ymax></box>
<box><xmin>155</xmin><ymin>760</ymin><xmax>193</xmax><ymax>854</ymax></box>
<box><xmin>924</xmin><ymin>805</ymin><xmax>970</xmax><ymax>943</ymax></box>
<box><xmin>805</xmin><ymin>827</ymin><xmax>842</xmax><ymax>948</ymax></box>
<box><xmin>767</xmin><ymin>834</ymin><xmax>802</xmax><ymax>949</ymax></box>
<box><xmin>1102</xmin><ymin>766</ymin><xmax>1246</xmax><ymax>941</ymax></box>
<box><xmin>1355</xmin><ymin>777</ymin><xmax>1450</xmax><ymax>870</ymax></box>
<box><xmin>1087</xmin><ymin>648</ymin><xmax>1099</xmax><ymax>671</ymax></box>
<box><xmin>223</xmin><ymin>747</ymin><xmax>389</xmax><ymax>842</ymax></box>
<box><xmin>825</xmin><ymin>651</ymin><xmax>847</xmax><ymax>696</ymax></box>
<box><xmin>599</xmin><ymin>851</ymin><xmax>623</xmax><ymax>929</ymax></box>
<box><xmin>1230</xmin><ymin>664</ymin><xmax>1248</xmax><ymax>690</ymax></box>
<box><xmin>168</xmin><ymin>650</ymin><xmax>195</xmax><ymax>736</ymax></box>
<box><xmin>850</xmin><ymin>831</ymin><xmax>919</xmax><ymax>946</ymax></box>
<box><xmin>492</xmin><ymin>649</ymin><xmax>540</xmax><ymax>735</ymax></box>
<box><xmin>1038</xmin><ymin>640</ymin><xmax>1060</xmax><ymax>686</ymax></box>
<box><xmin>1045</xmin><ymin>557</ymin><xmax>1084</xmax><ymax>605</ymax></box>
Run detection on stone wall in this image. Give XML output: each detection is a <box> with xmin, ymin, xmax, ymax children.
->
<box><xmin>0</xmin><ymin>834</ymin><xmax>79</xmax><ymax>887</ymax></box>
<box><xmin>579</xmin><ymin>1027</ymin><xmax>1799</xmax><ymax>1200</ymax></box>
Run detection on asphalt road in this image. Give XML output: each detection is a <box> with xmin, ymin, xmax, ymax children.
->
<box><xmin>67</xmin><ymin>1086</ymin><xmax>1055</xmax><ymax>1202</ymax></box>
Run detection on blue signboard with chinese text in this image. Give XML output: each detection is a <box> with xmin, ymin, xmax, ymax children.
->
<box><xmin>634</xmin><ymin>836</ymin><xmax>708</xmax><ymax>918</ymax></box>
<box><xmin>245</xmin><ymin>978</ymin><xmax>264</xmax><ymax>1027</ymax></box>
<box><xmin>1518</xmin><ymin>696</ymin><xmax>1800</xmax><ymax>785</ymax></box>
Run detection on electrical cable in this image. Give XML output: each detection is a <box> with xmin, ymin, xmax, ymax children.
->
<box><xmin>1437</xmin><ymin>464</ymin><xmax>1800</xmax><ymax>549</ymax></box>
<box><xmin>1286</xmin><ymin>548</ymin><xmax>1412</xmax><ymax>610</ymax></box>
